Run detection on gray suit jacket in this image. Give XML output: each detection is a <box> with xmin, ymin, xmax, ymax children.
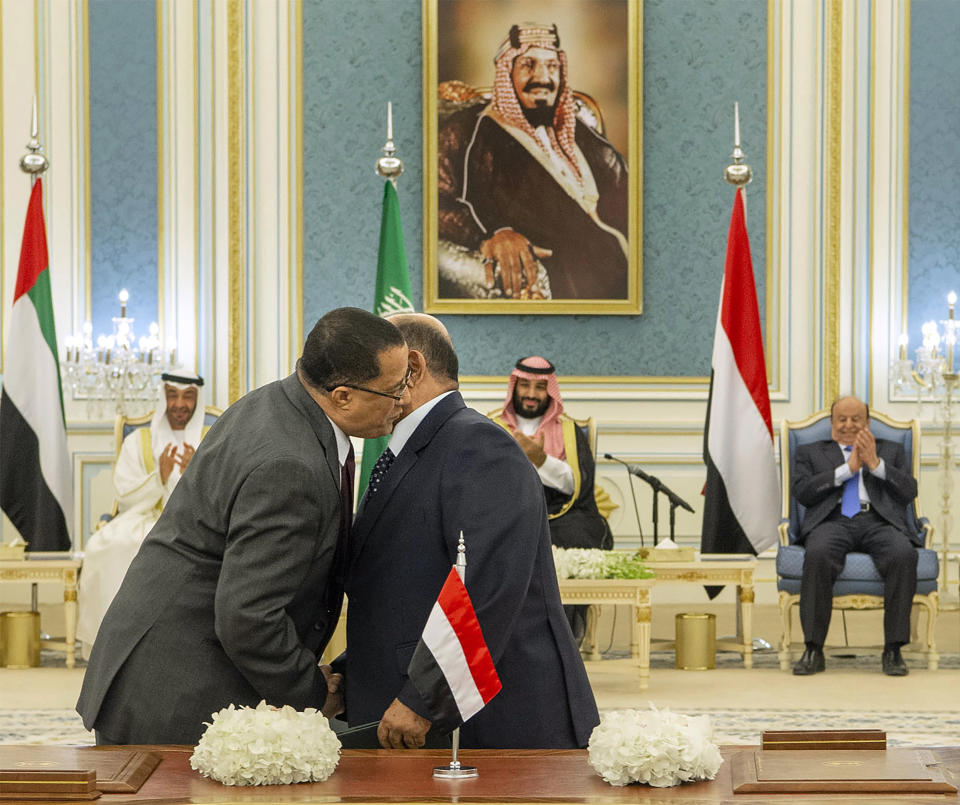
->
<box><xmin>76</xmin><ymin>373</ymin><xmax>345</xmax><ymax>744</ymax></box>
<box><xmin>341</xmin><ymin>392</ymin><xmax>599</xmax><ymax>748</ymax></box>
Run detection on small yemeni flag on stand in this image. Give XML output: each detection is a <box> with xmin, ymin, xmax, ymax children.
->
<box><xmin>358</xmin><ymin>179</ymin><xmax>415</xmax><ymax>493</ymax></box>
<box><xmin>701</xmin><ymin>188</ymin><xmax>779</xmax><ymax>573</ymax></box>
<box><xmin>0</xmin><ymin>178</ymin><xmax>73</xmax><ymax>550</ymax></box>
<box><xmin>407</xmin><ymin>567</ymin><xmax>502</xmax><ymax>733</ymax></box>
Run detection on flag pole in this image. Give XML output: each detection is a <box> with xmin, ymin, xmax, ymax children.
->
<box><xmin>724</xmin><ymin>102</ymin><xmax>752</xmax><ymax>199</ymax></box>
<box><xmin>433</xmin><ymin>531</ymin><xmax>479</xmax><ymax>779</ymax></box>
<box><xmin>20</xmin><ymin>94</ymin><xmax>53</xmax><ymax>607</ymax></box>
<box><xmin>720</xmin><ymin>104</ymin><xmax>771</xmax><ymax>650</ymax></box>
<box><xmin>359</xmin><ymin>102</ymin><xmax>414</xmax><ymax>495</ymax></box>
<box><xmin>20</xmin><ymin>95</ymin><xmax>50</xmax><ymax>187</ymax></box>
<box><xmin>375</xmin><ymin>101</ymin><xmax>403</xmax><ymax>184</ymax></box>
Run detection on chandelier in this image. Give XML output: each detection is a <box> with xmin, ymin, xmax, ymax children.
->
<box><xmin>891</xmin><ymin>291</ymin><xmax>959</xmax><ymax>606</ymax></box>
<box><xmin>62</xmin><ymin>290</ymin><xmax>178</xmax><ymax>418</ymax></box>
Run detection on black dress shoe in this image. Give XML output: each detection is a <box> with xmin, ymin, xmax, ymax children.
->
<box><xmin>882</xmin><ymin>646</ymin><xmax>908</xmax><ymax>676</ymax></box>
<box><xmin>792</xmin><ymin>646</ymin><xmax>825</xmax><ymax>675</ymax></box>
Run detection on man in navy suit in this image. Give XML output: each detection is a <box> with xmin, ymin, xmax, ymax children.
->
<box><xmin>791</xmin><ymin>396</ymin><xmax>919</xmax><ymax>677</ymax></box>
<box><xmin>340</xmin><ymin>313</ymin><xmax>599</xmax><ymax>749</ymax></box>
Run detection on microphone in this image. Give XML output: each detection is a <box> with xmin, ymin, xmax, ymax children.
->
<box><xmin>605</xmin><ymin>454</ymin><xmax>657</xmax><ymax>486</ymax></box>
<box><xmin>601</xmin><ymin>453</ymin><xmax>645</xmax><ymax>547</ymax></box>
<box><xmin>604</xmin><ymin>453</ymin><xmax>696</xmax><ymax>515</ymax></box>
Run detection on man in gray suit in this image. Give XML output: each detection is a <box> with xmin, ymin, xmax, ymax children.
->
<box><xmin>77</xmin><ymin>307</ymin><xmax>410</xmax><ymax>745</ymax></box>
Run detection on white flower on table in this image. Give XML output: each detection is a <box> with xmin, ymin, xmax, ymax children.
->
<box><xmin>587</xmin><ymin>705</ymin><xmax>722</xmax><ymax>787</ymax></box>
<box><xmin>190</xmin><ymin>700</ymin><xmax>341</xmax><ymax>786</ymax></box>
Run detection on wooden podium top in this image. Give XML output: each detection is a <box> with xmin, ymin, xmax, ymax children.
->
<box><xmin>6</xmin><ymin>745</ymin><xmax>955</xmax><ymax>804</ymax></box>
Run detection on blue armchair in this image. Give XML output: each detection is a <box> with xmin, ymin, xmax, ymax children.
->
<box><xmin>776</xmin><ymin>409</ymin><xmax>939</xmax><ymax>671</ymax></box>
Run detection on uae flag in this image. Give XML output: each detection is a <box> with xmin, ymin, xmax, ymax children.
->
<box><xmin>0</xmin><ymin>178</ymin><xmax>73</xmax><ymax>550</ymax></box>
<box><xmin>701</xmin><ymin>188</ymin><xmax>778</xmax><ymax>561</ymax></box>
<box><xmin>407</xmin><ymin>567</ymin><xmax>502</xmax><ymax>733</ymax></box>
<box><xmin>358</xmin><ymin>179</ymin><xmax>415</xmax><ymax>493</ymax></box>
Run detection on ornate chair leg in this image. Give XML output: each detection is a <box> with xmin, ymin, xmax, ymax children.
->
<box><xmin>584</xmin><ymin>605</ymin><xmax>601</xmax><ymax>662</ymax></box>
<box><xmin>778</xmin><ymin>591</ymin><xmax>793</xmax><ymax>671</ymax></box>
<box><xmin>926</xmin><ymin>594</ymin><xmax>939</xmax><ymax>671</ymax></box>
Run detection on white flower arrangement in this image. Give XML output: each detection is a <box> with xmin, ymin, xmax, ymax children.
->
<box><xmin>190</xmin><ymin>700</ymin><xmax>341</xmax><ymax>786</ymax></box>
<box><xmin>587</xmin><ymin>705</ymin><xmax>722</xmax><ymax>787</ymax></box>
<box><xmin>552</xmin><ymin>546</ymin><xmax>654</xmax><ymax>580</ymax></box>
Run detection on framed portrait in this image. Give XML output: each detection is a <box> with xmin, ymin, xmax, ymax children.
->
<box><xmin>423</xmin><ymin>0</ymin><xmax>642</xmax><ymax>315</ymax></box>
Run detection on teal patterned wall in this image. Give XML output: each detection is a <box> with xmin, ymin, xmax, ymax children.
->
<box><xmin>89</xmin><ymin>0</ymin><xmax>158</xmax><ymax>337</ymax></box>
<box><xmin>908</xmin><ymin>1</ymin><xmax>960</xmax><ymax>346</ymax></box>
<box><xmin>302</xmin><ymin>0</ymin><xmax>767</xmax><ymax>377</ymax></box>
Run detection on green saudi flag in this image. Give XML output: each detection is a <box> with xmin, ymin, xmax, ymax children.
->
<box><xmin>358</xmin><ymin>180</ymin><xmax>415</xmax><ymax>494</ymax></box>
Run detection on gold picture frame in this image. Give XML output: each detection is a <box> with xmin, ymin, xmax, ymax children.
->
<box><xmin>423</xmin><ymin>0</ymin><xmax>642</xmax><ymax>314</ymax></box>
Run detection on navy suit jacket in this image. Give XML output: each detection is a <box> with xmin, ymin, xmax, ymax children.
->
<box><xmin>792</xmin><ymin>437</ymin><xmax>919</xmax><ymax>545</ymax></box>
<box><xmin>342</xmin><ymin>391</ymin><xmax>599</xmax><ymax>748</ymax></box>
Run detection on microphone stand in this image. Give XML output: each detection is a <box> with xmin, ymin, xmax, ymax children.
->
<box><xmin>605</xmin><ymin>454</ymin><xmax>695</xmax><ymax>545</ymax></box>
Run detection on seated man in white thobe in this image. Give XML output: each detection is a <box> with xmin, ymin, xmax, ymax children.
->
<box><xmin>77</xmin><ymin>372</ymin><xmax>205</xmax><ymax>659</ymax></box>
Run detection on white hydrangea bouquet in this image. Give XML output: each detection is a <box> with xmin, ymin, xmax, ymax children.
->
<box><xmin>552</xmin><ymin>547</ymin><xmax>655</xmax><ymax>580</ymax></box>
<box><xmin>587</xmin><ymin>705</ymin><xmax>722</xmax><ymax>787</ymax></box>
<box><xmin>190</xmin><ymin>700</ymin><xmax>341</xmax><ymax>786</ymax></box>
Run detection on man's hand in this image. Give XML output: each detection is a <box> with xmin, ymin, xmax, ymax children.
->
<box><xmin>320</xmin><ymin>664</ymin><xmax>344</xmax><ymax>719</ymax></box>
<box><xmin>480</xmin><ymin>229</ymin><xmax>552</xmax><ymax>299</ymax></box>
<box><xmin>377</xmin><ymin>699</ymin><xmax>432</xmax><ymax>749</ymax></box>
<box><xmin>854</xmin><ymin>428</ymin><xmax>880</xmax><ymax>471</ymax></box>
<box><xmin>176</xmin><ymin>442</ymin><xmax>196</xmax><ymax>472</ymax></box>
<box><xmin>512</xmin><ymin>429</ymin><xmax>547</xmax><ymax>467</ymax></box>
<box><xmin>158</xmin><ymin>444</ymin><xmax>177</xmax><ymax>484</ymax></box>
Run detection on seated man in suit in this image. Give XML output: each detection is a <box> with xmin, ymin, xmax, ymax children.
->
<box><xmin>339</xmin><ymin>314</ymin><xmax>599</xmax><ymax>749</ymax></box>
<box><xmin>489</xmin><ymin>356</ymin><xmax>612</xmax><ymax>642</ymax></box>
<box><xmin>77</xmin><ymin>372</ymin><xmax>206</xmax><ymax>660</ymax></box>
<box><xmin>792</xmin><ymin>395</ymin><xmax>920</xmax><ymax>677</ymax></box>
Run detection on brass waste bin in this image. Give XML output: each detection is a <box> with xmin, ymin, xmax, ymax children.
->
<box><xmin>675</xmin><ymin>612</ymin><xmax>716</xmax><ymax>670</ymax></box>
<box><xmin>1</xmin><ymin>611</ymin><xmax>42</xmax><ymax>668</ymax></box>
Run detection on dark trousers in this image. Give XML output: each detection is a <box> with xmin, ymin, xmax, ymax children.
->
<box><xmin>800</xmin><ymin>509</ymin><xmax>918</xmax><ymax>646</ymax></box>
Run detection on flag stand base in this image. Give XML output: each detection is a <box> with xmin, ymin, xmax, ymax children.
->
<box><xmin>433</xmin><ymin>762</ymin><xmax>478</xmax><ymax>778</ymax></box>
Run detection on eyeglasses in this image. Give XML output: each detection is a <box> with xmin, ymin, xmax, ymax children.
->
<box><xmin>326</xmin><ymin>367</ymin><xmax>412</xmax><ymax>402</ymax></box>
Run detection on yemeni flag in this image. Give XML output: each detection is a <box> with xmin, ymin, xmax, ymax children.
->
<box><xmin>701</xmin><ymin>189</ymin><xmax>778</xmax><ymax>566</ymax></box>
<box><xmin>358</xmin><ymin>180</ymin><xmax>415</xmax><ymax>493</ymax></box>
<box><xmin>407</xmin><ymin>567</ymin><xmax>502</xmax><ymax>733</ymax></box>
<box><xmin>0</xmin><ymin>178</ymin><xmax>72</xmax><ymax>550</ymax></box>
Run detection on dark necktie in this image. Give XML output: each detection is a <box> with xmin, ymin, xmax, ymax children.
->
<box><xmin>340</xmin><ymin>444</ymin><xmax>356</xmax><ymax>533</ymax></box>
<box><xmin>367</xmin><ymin>447</ymin><xmax>396</xmax><ymax>496</ymax></box>
<box><xmin>841</xmin><ymin>445</ymin><xmax>860</xmax><ymax>517</ymax></box>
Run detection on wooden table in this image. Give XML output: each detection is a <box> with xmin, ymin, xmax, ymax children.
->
<box><xmin>558</xmin><ymin>577</ymin><xmax>653</xmax><ymax>688</ymax></box>
<box><xmin>14</xmin><ymin>745</ymin><xmax>959</xmax><ymax>803</ymax></box>
<box><xmin>647</xmin><ymin>555</ymin><xmax>757</xmax><ymax>668</ymax></box>
<box><xmin>0</xmin><ymin>554</ymin><xmax>82</xmax><ymax>668</ymax></box>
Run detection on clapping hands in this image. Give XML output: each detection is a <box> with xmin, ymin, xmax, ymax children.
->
<box><xmin>847</xmin><ymin>428</ymin><xmax>879</xmax><ymax>472</ymax></box>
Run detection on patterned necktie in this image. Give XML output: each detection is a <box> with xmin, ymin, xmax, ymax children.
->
<box><xmin>841</xmin><ymin>445</ymin><xmax>860</xmax><ymax>517</ymax></box>
<box><xmin>367</xmin><ymin>448</ymin><xmax>396</xmax><ymax>496</ymax></box>
<box><xmin>340</xmin><ymin>444</ymin><xmax>355</xmax><ymax>533</ymax></box>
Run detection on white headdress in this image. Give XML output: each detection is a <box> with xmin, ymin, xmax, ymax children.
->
<box><xmin>150</xmin><ymin>371</ymin><xmax>206</xmax><ymax>458</ymax></box>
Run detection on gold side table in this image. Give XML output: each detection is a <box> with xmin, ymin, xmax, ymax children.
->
<box><xmin>558</xmin><ymin>577</ymin><xmax>654</xmax><ymax>689</ymax></box>
<box><xmin>0</xmin><ymin>555</ymin><xmax>82</xmax><ymax>668</ymax></box>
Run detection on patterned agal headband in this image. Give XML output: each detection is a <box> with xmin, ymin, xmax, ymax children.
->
<box><xmin>495</xmin><ymin>23</ymin><xmax>561</xmax><ymax>62</ymax></box>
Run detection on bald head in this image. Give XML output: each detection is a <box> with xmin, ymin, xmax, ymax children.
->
<box><xmin>385</xmin><ymin>313</ymin><xmax>458</xmax><ymax>418</ymax></box>
<box><xmin>387</xmin><ymin>313</ymin><xmax>458</xmax><ymax>384</ymax></box>
<box><xmin>830</xmin><ymin>395</ymin><xmax>869</xmax><ymax>445</ymax></box>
